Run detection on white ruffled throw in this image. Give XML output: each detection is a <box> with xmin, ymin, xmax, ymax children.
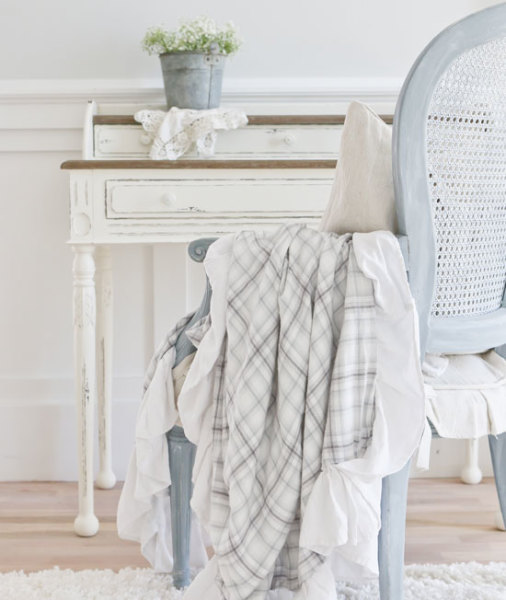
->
<box><xmin>134</xmin><ymin>107</ymin><xmax>248</xmax><ymax>160</ymax></box>
<box><xmin>178</xmin><ymin>225</ymin><xmax>425</xmax><ymax>599</ymax></box>
<box><xmin>118</xmin><ymin>225</ymin><xmax>425</xmax><ymax>598</ymax></box>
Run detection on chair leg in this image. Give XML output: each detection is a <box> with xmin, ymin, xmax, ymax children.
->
<box><xmin>167</xmin><ymin>425</ymin><xmax>197</xmax><ymax>589</ymax></box>
<box><xmin>488</xmin><ymin>432</ymin><xmax>506</xmax><ymax>530</ymax></box>
<box><xmin>378</xmin><ymin>459</ymin><xmax>411</xmax><ymax>600</ymax></box>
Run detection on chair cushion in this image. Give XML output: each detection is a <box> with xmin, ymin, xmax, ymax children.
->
<box><xmin>319</xmin><ymin>101</ymin><xmax>397</xmax><ymax>234</ymax></box>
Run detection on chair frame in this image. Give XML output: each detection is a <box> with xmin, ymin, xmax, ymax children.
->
<box><xmin>166</xmin><ymin>237</ymin><xmax>215</xmax><ymax>589</ymax></box>
<box><xmin>168</xmin><ymin>5</ymin><xmax>506</xmax><ymax>595</ymax></box>
<box><xmin>381</xmin><ymin>5</ymin><xmax>506</xmax><ymax>599</ymax></box>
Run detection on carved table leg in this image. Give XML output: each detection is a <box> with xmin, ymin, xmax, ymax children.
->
<box><xmin>95</xmin><ymin>246</ymin><xmax>116</xmax><ymax>490</ymax></box>
<box><xmin>72</xmin><ymin>245</ymin><xmax>99</xmax><ymax>536</ymax></box>
<box><xmin>461</xmin><ymin>438</ymin><xmax>482</xmax><ymax>485</ymax></box>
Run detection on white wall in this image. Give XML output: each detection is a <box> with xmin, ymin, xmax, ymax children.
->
<box><xmin>0</xmin><ymin>0</ymin><xmax>488</xmax><ymax>80</ymax></box>
<box><xmin>0</xmin><ymin>0</ymin><xmax>498</xmax><ymax>481</ymax></box>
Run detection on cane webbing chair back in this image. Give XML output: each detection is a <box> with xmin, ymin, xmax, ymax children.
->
<box><xmin>393</xmin><ymin>4</ymin><xmax>506</xmax><ymax>356</ymax></box>
<box><xmin>428</xmin><ymin>37</ymin><xmax>506</xmax><ymax>319</ymax></box>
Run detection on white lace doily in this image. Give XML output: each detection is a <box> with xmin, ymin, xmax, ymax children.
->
<box><xmin>134</xmin><ymin>107</ymin><xmax>248</xmax><ymax>160</ymax></box>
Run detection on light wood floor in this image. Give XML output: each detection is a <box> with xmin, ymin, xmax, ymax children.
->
<box><xmin>0</xmin><ymin>479</ymin><xmax>504</xmax><ymax>572</ymax></box>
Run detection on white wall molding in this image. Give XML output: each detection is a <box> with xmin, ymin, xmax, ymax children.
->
<box><xmin>0</xmin><ymin>77</ymin><xmax>402</xmax><ymax>107</ymax></box>
<box><xmin>0</xmin><ymin>129</ymin><xmax>82</xmax><ymax>153</ymax></box>
<box><xmin>0</xmin><ymin>79</ymin><xmax>165</xmax><ymax>105</ymax></box>
<box><xmin>223</xmin><ymin>77</ymin><xmax>402</xmax><ymax>104</ymax></box>
<box><xmin>0</xmin><ymin>77</ymin><xmax>400</xmax><ymax>153</ymax></box>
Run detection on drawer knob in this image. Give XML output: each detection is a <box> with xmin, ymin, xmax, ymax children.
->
<box><xmin>161</xmin><ymin>192</ymin><xmax>176</xmax><ymax>207</ymax></box>
<box><xmin>283</xmin><ymin>134</ymin><xmax>296</xmax><ymax>146</ymax></box>
<box><xmin>140</xmin><ymin>134</ymin><xmax>152</xmax><ymax>146</ymax></box>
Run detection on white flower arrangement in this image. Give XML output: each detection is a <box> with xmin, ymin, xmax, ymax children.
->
<box><xmin>142</xmin><ymin>16</ymin><xmax>242</xmax><ymax>56</ymax></box>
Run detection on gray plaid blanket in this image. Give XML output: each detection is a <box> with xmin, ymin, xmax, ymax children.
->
<box><xmin>206</xmin><ymin>225</ymin><xmax>377</xmax><ymax>599</ymax></box>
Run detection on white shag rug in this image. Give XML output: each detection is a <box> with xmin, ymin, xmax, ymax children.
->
<box><xmin>1</xmin><ymin>563</ymin><xmax>505</xmax><ymax>599</ymax></box>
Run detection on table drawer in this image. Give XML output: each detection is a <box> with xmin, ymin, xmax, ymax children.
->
<box><xmin>216</xmin><ymin>126</ymin><xmax>341</xmax><ymax>158</ymax></box>
<box><xmin>95</xmin><ymin>126</ymin><xmax>151</xmax><ymax>157</ymax></box>
<box><xmin>106</xmin><ymin>179</ymin><xmax>331</xmax><ymax>219</ymax></box>
<box><xmin>95</xmin><ymin>125</ymin><xmax>342</xmax><ymax>159</ymax></box>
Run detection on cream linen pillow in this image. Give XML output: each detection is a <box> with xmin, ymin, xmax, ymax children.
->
<box><xmin>319</xmin><ymin>101</ymin><xmax>397</xmax><ymax>234</ymax></box>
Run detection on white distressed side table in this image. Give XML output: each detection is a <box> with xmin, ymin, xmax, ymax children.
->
<box><xmin>61</xmin><ymin>102</ymin><xmax>356</xmax><ymax>536</ymax></box>
<box><xmin>62</xmin><ymin>102</ymin><xmax>482</xmax><ymax>537</ymax></box>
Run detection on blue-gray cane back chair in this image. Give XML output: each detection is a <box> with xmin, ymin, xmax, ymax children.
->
<box><xmin>380</xmin><ymin>4</ymin><xmax>506</xmax><ymax>599</ymax></box>
<box><xmin>167</xmin><ymin>5</ymin><xmax>506</xmax><ymax>595</ymax></box>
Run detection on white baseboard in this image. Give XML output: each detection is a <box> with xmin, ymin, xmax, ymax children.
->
<box><xmin>0</xmin><ymin>388</ymin><xmax>494</xmax><ymax>481</ymax></box>
<box><xmin>414</xmin><ymin>436</ymin><xmax>493</xmax><ymax>479</ymax></box>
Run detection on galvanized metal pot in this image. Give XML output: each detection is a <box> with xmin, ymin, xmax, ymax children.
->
<box><xmin>159</xmin><ymin>51</ymin><xmax>226</xmax><ymax>110</ymax></box>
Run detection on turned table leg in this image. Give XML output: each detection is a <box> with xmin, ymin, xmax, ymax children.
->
<box><xmin>95</xmin><ymin>246</ymin><xmax>116</xmax><ymax>490</ymax></box>
<box><xmin>461</xmin><ymin>438</ymin><xmax>482</xmax><ymax>485</ymax></box>
<box><xmin>72</xmin><ymin>245</ymin><xmax>99</xmax><ymax>536</ymax></box>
